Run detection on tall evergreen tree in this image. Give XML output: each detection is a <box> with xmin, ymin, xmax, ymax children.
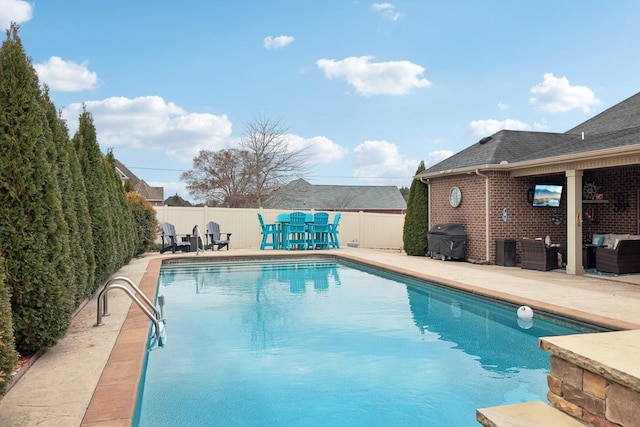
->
<box><xmin>403</xmin><ymin>161</ymin><xmax>429</xmax><ymax>256</ymax></box>
<box><xmin>73</xmin><ymin>108</ymin><xmax>116</xmax><ymax>288</ymax></box>
<box><xmin>0</xmin><ymin>258</ymin><xmax>18</xmax><ymax>396</ymax></box>
<box><xmin>66</xmin><ymin>131</ymin><xmax>96</xmax><ymax>298</ymax></box>
<box><xmin>105</xmin><ymin>150</ymin><xmax>136</xmax><ymax>266</ymax></box>
<box><xmin>0</xmin><ymin>24</ymin><xmax>74</xmax><ymax>353</ymax></box>
<box><xmin>42</xmin><ymin>87</ymin><xmax>87</xmax><ymax>306</ymax></box>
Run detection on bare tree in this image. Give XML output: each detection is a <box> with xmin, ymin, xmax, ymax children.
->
<box><xmin>240</xmin><ymin>114</ymin><xmax>309</xmax><ymax>207</ymax></box>
<box><xmin>181</xmin><ymin>148</ymin><xmax>252</xmax><ymax>207</ymax></box>
<box><xmin>181</xmin><ymin>115</ymin><xmax>308</xmax><ymax>207</ymax></box>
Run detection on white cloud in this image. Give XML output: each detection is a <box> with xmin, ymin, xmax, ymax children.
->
<box><xmin>529</xmin><ymin>73</ymin><xmax>600</xmax><ymax>113</ymax></box>
<box><xmin>286</xmin><ymin>134</ymin><xmax>348</xmax><ymax>163</ymax></box>
<box><xmin>426</xmin><ymin>150</ymin><xmax>454</xmax><ymax>167</ymax></box>
<box><xmin>533</xmin><ymin>119</ymin><xmax>548</xmax><ymax>131</ymax></box>
<box><xmin>498</xmin><ymin>101</ymin><xmax>509</xmax><ymax>111</ymax></box>
<box><xmin>263</xmin><ymin>35</ymin><xmax>294</xmax><ymax>49</ymax></box>
<box><xmin>316</xmin><ymin>56</ymin><xmax>431</xmax><ymax>96</ymax></box>
<box><xmin>62</xmin><ymin>96</ymin><xmax>232</xmax><ymax>163</ymax></box>
<box><xmin>467</xmin><ymin>119</ymin><xmax>531</xmax><ymax>138</ymax></box>
<box><xmin>34</xmin><ymin>56</ymin><xmax>98</xmax><ymax>92</ymax></box>
<box><xmin>372</xmin><ymin>3</ymin><xmax>400</xmax><ymax>21</ymax></box>
<box><xmin>0</xmin><ymin>0</ymin><xmax>33</xmax><ymax>30</ymax></box>
<box><xmin>353</xmin><ymin>140</ymin><xmax>416</xmax><ymax>182</ymax></box>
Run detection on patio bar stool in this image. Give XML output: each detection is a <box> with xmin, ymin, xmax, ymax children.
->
<box><xmin>257</xmin><ymin>213</ymin><xmax>279</xmax><ymax>250</ymax></box>
<box><xmin>277</xmin><ymin>213</ymin><xmax>291</xmax><ymax>249</ymax></box>
<box><xmin>287</xmin><ymin>211</ymin><xmax>309</xmax><ymax>250</ymax></box>
<box><xmin>310</xmin><ymin>212</ymin><xmax>330</xmax><ymax>249</ymax></box>
<box><xmin>328</xmin><ymin>213</ymin><xmax>341</xmax><ymax>249</ymax></box>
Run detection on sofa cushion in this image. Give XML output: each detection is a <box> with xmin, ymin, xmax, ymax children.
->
<box><xmin>592</xmin><ymin>235</ymin><xmax>605</xmax><ymax>246</ymax></box>
<box><xmin>604</xmin><ymin>234</ymin><xmax>630</xmax><ymax>248</ymax></box>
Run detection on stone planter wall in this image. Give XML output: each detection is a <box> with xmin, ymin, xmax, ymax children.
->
<box><xmin>541</xmin><ymin>330</ymin><xmax>640</xmax><ymax>427</ymax></box>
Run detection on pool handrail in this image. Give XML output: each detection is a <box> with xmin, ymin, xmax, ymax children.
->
<box><xmin>94</xmin><ymin>276</ymin><xmax>166</xmax><ymax>347</ymax></box>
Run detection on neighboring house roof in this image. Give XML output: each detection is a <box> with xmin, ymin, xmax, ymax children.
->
<box><xmin>135</xmin><ymin>180</ymin><xmax>164</xmax><ymax>203</ymax></box>
<box><xmin>419</xmin><ymin>90</ymin><xmax>640</xmax><ymax>178</ymax></box>
<box><xmin>164</xmin><ymin>194</ymin><xmax>193</xmax><ymax>207</ymax></box>
<box><xmin>114</xmin><ymin>159</ymin><xmax>164</xmax><ymax>204</ymax></box>
<box><xmin>263</xmin><ymin>179</ymin><xmax>407</xmax><ymax>211</ymax></box>
<box><xmin>114</xmin><ymin>160</ymin><xmax>140</xmax><ymax>186</ymax></box>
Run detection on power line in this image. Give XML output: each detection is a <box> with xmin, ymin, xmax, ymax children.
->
<box><xmin>126</xmin><ymin>166</ymin><xmax>411</xmax><ymax>180</ymax></box>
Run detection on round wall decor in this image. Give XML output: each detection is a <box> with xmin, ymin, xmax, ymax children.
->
<box><xmin>449</xmin><ymin>186</ymin><xmax>462</xmax><ymax>208</ymax></box>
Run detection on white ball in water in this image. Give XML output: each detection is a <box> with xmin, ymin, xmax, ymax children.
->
<box><xmin>517</xmin><ymin>305</ymin><xmax>534</xmax><ymax>319</ymax></box>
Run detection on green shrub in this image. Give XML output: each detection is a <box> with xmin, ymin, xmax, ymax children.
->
<box><xmin>403</xmin><ymin>161</ymin><xmax>429</xmax><ymax>256</ymax></box>
<box><xmin>127</xmin><ymin>192</ymin><xmax>159</xmax><ymax>255</ymax></box>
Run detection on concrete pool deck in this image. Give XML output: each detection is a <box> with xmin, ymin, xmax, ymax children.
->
<box><xmin>2</xmin><ymin>247</ymin><xmax>640</xmax><ymax>426</ymax></box>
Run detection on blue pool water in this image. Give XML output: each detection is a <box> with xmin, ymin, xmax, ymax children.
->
<box><xmin>134</xmin><ymin>259</ymin><xmax>601</xmax><ymax>426</ymax></box>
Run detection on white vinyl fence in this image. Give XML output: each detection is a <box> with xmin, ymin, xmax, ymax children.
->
<box><xmin>153</xmin><ymin>206</ymin><xmax>405</xmax><ymax>250</ymax></box>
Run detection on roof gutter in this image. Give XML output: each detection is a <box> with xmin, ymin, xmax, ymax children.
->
<box><xmin>475</xmin><ymin>169</ymin><xmax>490</xmax><ymax>263</ymax></box>
<box><xmin>415</xmin><ymin>144</ymin><xmax>640</xmax><ymax>179</ymax></box>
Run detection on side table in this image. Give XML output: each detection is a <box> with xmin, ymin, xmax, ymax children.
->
<box><xmin>582</xmin><ymin>244</ymin><xmax>599</xmax><ymax>269</ymax></box>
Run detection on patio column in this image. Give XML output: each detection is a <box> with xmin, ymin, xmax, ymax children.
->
<box><xmin>566</xmin><ymin>170</ymin><xmax>584</xmax><ymax>275</ymax></box>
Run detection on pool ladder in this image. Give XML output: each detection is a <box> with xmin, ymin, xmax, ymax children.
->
<box><xmin>94</xmin><ymin>276</ymin><xmax>167</xmax><ymax>348</ymax></box>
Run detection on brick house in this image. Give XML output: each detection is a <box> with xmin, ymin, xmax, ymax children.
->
<box><xmin>415</xmin><ymin>91</ymin><xmax>640</xmax><ymax>275</ymax></box>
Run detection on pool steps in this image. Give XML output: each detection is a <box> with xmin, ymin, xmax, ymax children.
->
<box><xmin>94</xmin><ymin>276</ymin><xmax>166</xmax><ymax>348</ymax></box>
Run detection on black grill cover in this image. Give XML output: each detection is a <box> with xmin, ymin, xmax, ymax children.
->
<box><xmin>427</xmin><ymin>224</ymin><xmax>467</xmax><ymax>259</ymax></box>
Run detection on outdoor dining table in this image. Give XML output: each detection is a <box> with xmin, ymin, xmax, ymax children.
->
<box><xmin>275</xmin><ymin>213</ymin><xmax>321</xmax><ymax>250</ymax></box>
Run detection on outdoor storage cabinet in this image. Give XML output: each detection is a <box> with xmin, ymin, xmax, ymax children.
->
<box><xmin>427</xmin><ymin>224</ymin><xmax>467</xmax><ymax>261</ymax></box>
<box><xmin>495</xmin><ymin>239</ymin><xmax>516</xmax><ymax>266</ymax></box>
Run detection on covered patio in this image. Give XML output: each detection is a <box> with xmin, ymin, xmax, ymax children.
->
<box><xmin>416</xmin><ymin>91</ymin><xmax>640</xmax><ymax>276</ymax></box>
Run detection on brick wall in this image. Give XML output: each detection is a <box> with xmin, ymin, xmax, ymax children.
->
<box><xmin>428</xmin><ymin>166</ymin><xmax>639</xmax><ymax>264</ymax></box>
<box><xmin>429</xmin><ymin>174</ymin><xmax>487</xmax><ymax>261</ymax></box>
<box><xmin>582</xmin><ymin>166</ymin><xmax>640</xmax><ymax>238</ymax></box>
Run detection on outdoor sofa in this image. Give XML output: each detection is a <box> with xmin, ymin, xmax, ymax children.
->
<box><xmin>595</xmin><ymin>236</ymin><xmax>640</xmax><ymax>274</ymax></box>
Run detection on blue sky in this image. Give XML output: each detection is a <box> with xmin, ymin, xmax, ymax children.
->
<box><xmin>2</xmin><ymin>1</ymin><xmax>640</xmax><ymax>202</ymax></box>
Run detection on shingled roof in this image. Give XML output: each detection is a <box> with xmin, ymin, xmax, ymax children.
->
<box><xmin>420</xmin><ymin>90</ymin><xmax>640</xmax><ymax>177</ymax></box>
<box><xmin>566</xmin><ymin>92</ymin><xmax>640</xmax><ymax>135</ymax></box>
<box><xmin>114</xmin><ymin>159</ymin><xmax>164</xmax><ymax>205</ymax></box>
<box><xmin>422</xmin><ymin>131</ymin><xmax>579</xmax><ymax>174</ymax></box>
<box><xmin>263</xmin><ymin>179</ymin><xmax>407</xmax><ymax>212</ymax></box>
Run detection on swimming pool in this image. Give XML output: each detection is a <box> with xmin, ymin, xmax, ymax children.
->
<box><xmin>134</xmin><ymin>258</ymin><xmax>602</xmax><ymax>426</ymax></box>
